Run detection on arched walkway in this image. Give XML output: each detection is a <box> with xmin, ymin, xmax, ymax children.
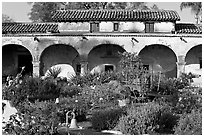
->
<box><xmin>138</xmin><ymin>44</ymin><xmax>177</xmax><ymax>78</ymax></box>
<box><xmin>39</xmin><ymin>44</ymin><xmax>80</xmax><ymax>76</ymax></box>
<box><xmin>185</xmin><ymin>45</ymin><xmax>202</xmax><ymax>75</ymax></box>
<box><xmin>88</xmin><ymin>44</ymin><xmax>125</xmax><ymax>73</ymax></box>
<box><xmin>2</xmin><ymin>44</ymin><xmax>33</xmax><ymax>78</ymax></box>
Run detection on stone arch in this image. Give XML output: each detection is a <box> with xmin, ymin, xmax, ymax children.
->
<box><xmin>39</xmin><ymin>44</ymin><xmax>80</xmax><ymax>76</ymax></box>
<box><xmin>184</xmin><ymin>44</ymin><xmax>202</xmax><ymax>75</ymax></box>
<box><xmin>2</xmin><ymin>44</ymin><xmax>33</xmax><ymax>78</ymax></box>
<box><xmin>88</xmin><ymin>44</ymin><xmax>126</xmax><ymax>73</ymax></box>
<box><xmin>138</xmin><ymin>44</ymin><xmax>177</xmax><ymax>78</ymax></box>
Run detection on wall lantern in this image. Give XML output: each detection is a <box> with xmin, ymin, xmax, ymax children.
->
<box><xmin>82</xmin><ymin>36</ymin><xmax>88</xmax><ymax>41</ymax></box>
<box><xmin>180</xmin><ymin>37</ymin><xmax>187</xmax><ymax>43</ymax></box>
<box><xmin>131</xmin><ymin>37</ymin><xmax>139</xmax><ymax>43</ymax></box>
<box><xmin>34</xmin><ymin>36</ymin><xmax>40</xmax><ymax>42</ymax></box>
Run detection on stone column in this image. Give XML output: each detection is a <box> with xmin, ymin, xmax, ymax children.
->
<box><xmin>80</xmin><ymin>61</ymin><xmax>88</xmax><ymax>76</ymax></box>
<box><xmin>32</xmin><ymin>61</ymin><xmax>40</xmax><ymax>77</ymax></box>
<box><xmin>176</xmin><ymin>55</ymin><xmax>186</xmax><ymax>78</ymax></box>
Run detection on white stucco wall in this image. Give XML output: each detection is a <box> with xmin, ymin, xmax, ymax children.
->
<box><xmin>58</xmin><ymin>21</ymin><xmax>174</xmax><ymax>33</ymax></box>
<box><xmin>100</xmin><ymin>22</ymin><xmax>114</xmax><ymax>32</ymax></box>
<box><xmin>58</xmin><ymin>22</ymin><xmax>90</xmax><ymax>32</ymax></box>
<box><xmin>154</xmin><ymin>22</ymin><xmax>174</xmax><ymax>33</ymax></box>
<box><xmin>119</xmin><ymin>22</ymin><xmax>145</xmax><ymax>32</ymax></box>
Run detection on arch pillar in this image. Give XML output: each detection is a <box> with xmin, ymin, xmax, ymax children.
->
<box><xmin>32</xmin><ymin>61</ymin><xmax>40</xmax><ymax>77</ymax></box>
<box><xmin>176</xmin><ymin>55</ymin><xmax>186</xmax><ymax>78</ymax></box>
<box><xmin>80</xmin><ymin>61</ymin><xmax>89</xmax><ymax>76</ymax></box>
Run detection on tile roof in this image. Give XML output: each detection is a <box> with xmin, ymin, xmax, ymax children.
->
<box><xmin>52</xmin><ymin>10</ymin><xmax>180</xmax><ymax>22</ymax></box>
<box><xmin>2</xmin><ymin>23</ymin><xmax>59</xmax><ymax>34</ymax></box>
<box><xmin>175</xmin><ymin>23</ymin><xmax>202</xmax><ymax>34</ymax></box>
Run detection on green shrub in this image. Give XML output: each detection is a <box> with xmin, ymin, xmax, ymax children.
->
<box><xmin>157</xmin><ymin>111</ymin><xmax>180</xmax><ymax>134</ymax></box>
<box><xmin>57</xmin><ymin>96</ymin><xmax>90</xmax><ymax>123</ymax></box>
<box><xmin>81</xmin><ymin>84</ymin><xmax>120</xmax><ymax>110</ymax></box>
<box><xmin>91</xmin><ymin>107</ymin><xmax>126</xmax><ymax>131</ymax></box>
<box><xmin>114</xmin><ymin>102</ymin><xmax>176</xmax><ymax>135</ymax></box>
<box><xmin>3</xmin><ymin>77</ymin><xmax>61</xmax><ymax>108</ymax></box>
<box><xmin>150</xmin><ymin>73</ymin><xmax>191</xmax><ymax>96</ymax></box>
<box><xmin>70</xmin><ymin>71</ymin><xmax>119</xmax><ymax>87</ymax></box>
<box><xmin>174</xmin><ymin>87</ymin><xmax>202</xmax><ymax>114</ymax></box>
<box><xmin>3</xmin><ymin>100</ymin><xmax>60</xmax><ymax>135</ymax></box>
<box><xmin>174</xmin><ymin>109</ymin><xmax>202</xmax><ymax>135</ymax></box>
<box><xmin>60</xmin><ymin>84</ymin><xmax>82</xmax><ymax>98</ymax></box>
<box><xmin>151</xmin><ymin>76</ymin><xmax>178</xmax><ymax>95</ymax></box>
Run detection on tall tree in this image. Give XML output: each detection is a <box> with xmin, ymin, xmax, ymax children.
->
<box><xmin>28</xmin><ymin>2</ymin><xmax>159</xmax><ymax>22</ymax></box>
<box><xmin>2</xmin><ymin>14</ymin><xmax>14</xmax><ymax>23</ymax></box>
<box><xmin>28</xmin><ymin>2</ymin><xmax>61</xmax><ymax>22</ymax></box>
<box><xmin>180</xmin><ymin>2</ymin><xmax>202</xmax><ymax>24</ymax></box>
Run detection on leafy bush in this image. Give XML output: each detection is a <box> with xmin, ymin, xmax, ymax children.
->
<box><xmin>174</xmin><ymin>87</ymin><xmax>202</xmax><ymax>114</ymax></box>
<box><xmin>91</xmin><ymin>107</ymin><xmax>126</xmax><ymax>131</ymax></box>
<box><xmin>151</xmin><ymin>76</ymin><xmax>178</xmax><ymax>95</ymax></box>
<box><xmin>2</xmin><ymin>77</ymin><xmax>61</xmax><ymax>108</ymax></box>
<box><xmin>3</xmin><ymin>100</ymin><xmax>60</xmax><ymax>135</ymax></box>
<box><xmin>81</xmin><ymin>84</ymin><xmax>120</xmax><ymax>110</ymax></box>
<box><xmin>114</xmin><ymin>102</ymin><xmax>177</xmax><ymax>135</ymax></box>
<box><xmin>57</xmin><ymin>96</ymin><xmax>90</xmax><ymax>123</ymax></box>
<box><xmin>157</xmin><ymin>111</ymin><xmax>180</xmax><ymax>134</ymax></box>
<box><xmin>150</xmin><ymin>73</ymin><xmax>191</xmax><ymax>96</ymax></box>
<box><xmin>70</xmin><ymin>71</ymin><xmax>118</xmax><ymax>87</ymax></box>
<box><xmin>174</xmin><ymin>109</ymin><xmax>202</xmax><ymax>135</ymax></box>
<box><xmin>60</xmin><ymin>84</ymin><xmax>82</xmax><ymax>98</ymax></box>
<box><xmin>118</xmin><ymin>52</ymin><xmax>144</xmax><ymax>83</ymax></box>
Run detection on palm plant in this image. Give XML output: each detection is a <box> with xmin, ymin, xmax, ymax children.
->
<box><xmin>46</xmin><ymin>67</ymin><xmax>61</xmax><ymax>79</ymax></box>
<box><xmin>180</xmin><ymin>2</ymin><xmax>202</xmax><ymax>24</ymax></box>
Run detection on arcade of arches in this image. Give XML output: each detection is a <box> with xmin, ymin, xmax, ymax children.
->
<box><xmin>2</xmin><ymin>43</ymin><xmax>202</xmax><ymax>81</ymax></box>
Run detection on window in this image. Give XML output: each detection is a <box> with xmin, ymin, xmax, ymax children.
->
<box><xmin>90</xmin><ymin>22</ymin><xmax>99</xmax><ymax>32</ymax></box>
<box><xmin>105</xmin><ymin>65</ymin><xmax>114</xmax><ymax>72</ymax></box>
<box><xmin>113</xmin><ymin>22</ymin><xmax>119</xmax><ymax>31</ymax></box>
<box><xmin>145</xmin><ymin>22</ymin><xmax>154</xmax><ymax>33</ymax></box>
<box><xmin>199</xmin><ymin>57</ymin><xmax>202</xmax><ymax>69</ymax></box>
<box><xmin>76</xmin><ymin>64</ymin><xmax>81</xmax><ymax>75</ymax></box>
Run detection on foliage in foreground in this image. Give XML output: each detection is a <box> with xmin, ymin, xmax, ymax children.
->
<box><xmin>2</xmin><ymin>77</ymin><xmax>60</xmax><ymax>108</ymax></box>
<box><xmin>114</xmin><ymin>102</ymin><xmax>179</xmax><ymax>135</ymax></box>
<box><xmin>3</xmin><ymin>100</ymin><xmax>60</xmax><ymax>135</ymax></box>
<box><xmin>173</xmin><ymin>109</ymin><xmax>202</xmax><ymax>135</ymax></box>
<box><xmin>91</xmin><ymin>107</ymin><xmax>126</xmax><ymax>131</ymax></box>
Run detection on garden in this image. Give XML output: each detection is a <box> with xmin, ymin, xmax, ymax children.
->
<box><xmin>2</xmin><ymin>52</ymin><xmax>202</xmax><ymax>135</ymax></box>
